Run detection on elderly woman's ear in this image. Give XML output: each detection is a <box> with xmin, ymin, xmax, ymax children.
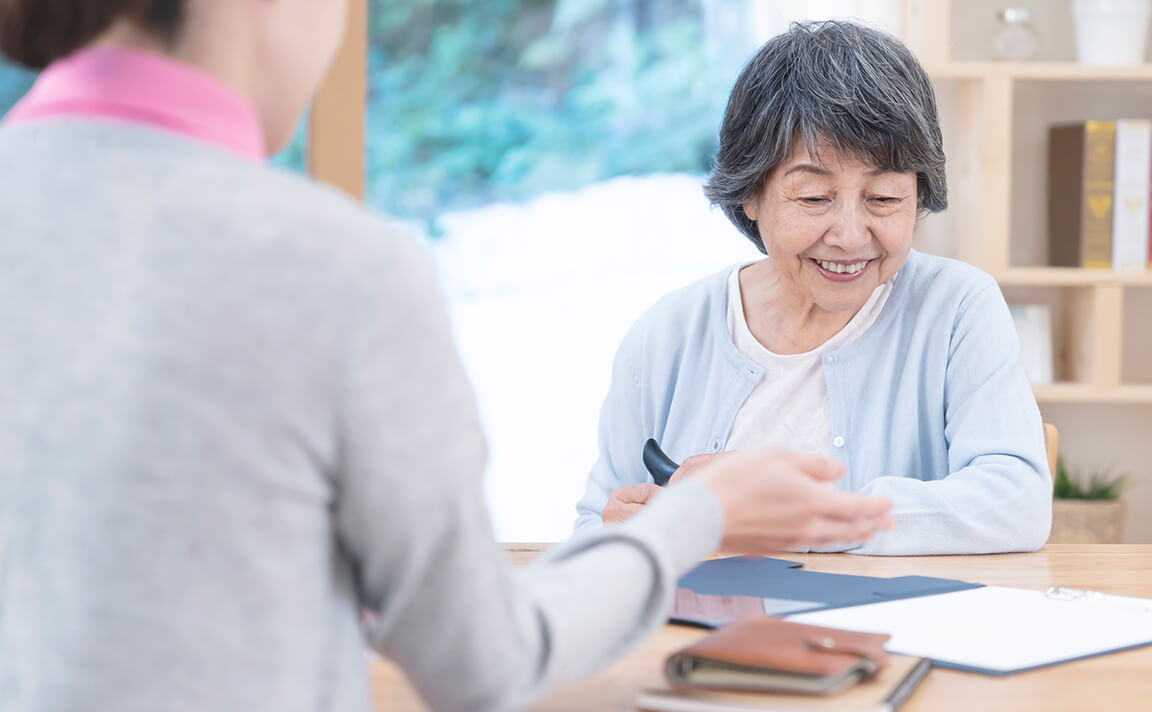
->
<box><xmin>741</xmin><ymin>199</ymin><xmax>760</xmax><ymax>222</ymax></box>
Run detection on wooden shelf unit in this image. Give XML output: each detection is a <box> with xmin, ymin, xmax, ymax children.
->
<box><xmin>905</xmin><ymin>0</ymin><xmax>1152</xmax><ymax>401</ymax></box>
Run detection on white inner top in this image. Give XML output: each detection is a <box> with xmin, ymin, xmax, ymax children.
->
<box><xmin>724</xmin><ymin>262</ymin><xmax>893</xmax><ymax>458</ymax></box>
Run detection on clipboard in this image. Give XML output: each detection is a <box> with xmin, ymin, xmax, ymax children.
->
<box><xmin>786</xmin><ymin>585</ymin><xmax>1152</xmax><ymax>675</ymax></box>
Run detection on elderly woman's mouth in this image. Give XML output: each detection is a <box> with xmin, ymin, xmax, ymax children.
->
<box><xmin>812</xmin><ymin>258</ymin><xmax>872</xmax><ymax>278</ymax></box>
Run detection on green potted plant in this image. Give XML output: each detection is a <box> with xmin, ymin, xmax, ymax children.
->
<box><xmin>1049</xmin><ymin>456</ymin><xmax>1128</xmax><ymax>544</ymax></box>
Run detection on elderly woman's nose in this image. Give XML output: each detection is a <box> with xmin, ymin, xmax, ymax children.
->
<box><xmin>824</xmin><ymin>205</ymin><xmax>871</xmax><ymax>248</ymax></box>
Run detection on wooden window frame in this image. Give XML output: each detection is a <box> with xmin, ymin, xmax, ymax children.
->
<box><xmin>307</xmin><ymin>0</ymin><xmax>367</xmax><ymax>199</ymax></box>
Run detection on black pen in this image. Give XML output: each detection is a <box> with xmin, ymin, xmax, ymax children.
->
<box><xmin>642</xmin><ymin>438</ymin><xmax>681</xmax><ymax>487</ymax></box>
<box><xmin>884</xmin><ymin>658</ymin><xmax>932</xmax><ymax>711</ymax></box>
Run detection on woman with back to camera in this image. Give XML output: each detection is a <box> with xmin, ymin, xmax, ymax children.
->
<box><xmin>0</xmin><ymin>2</ymin><xmax>893</xmax><ymax>711</ymax></box>
<box><xmin>575</xmin><ymin>21</ymin><xmax>1052</xmax><ymax>555</ymax></box>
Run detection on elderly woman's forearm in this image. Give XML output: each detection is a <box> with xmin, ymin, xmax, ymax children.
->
<box><xmin>848</xmin><ymin>464</ymin><xmax>1052</xmax><ymax>555</ymax></box>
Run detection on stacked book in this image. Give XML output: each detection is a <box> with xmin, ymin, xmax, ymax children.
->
<box><xmin>1048</xmin><ymin>119</ymin><xmax>1152</xmax><ymax>270</ymax></box>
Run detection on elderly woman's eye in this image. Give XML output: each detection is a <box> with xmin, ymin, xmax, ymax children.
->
<box><xmin>800</xmin><ymin>197</ymin><xmax>830</xmax><ymax>205</ymax></box>
<box><xmin>870</xmin><ymin>196</ymin><xmax>901</xmax><ymax>204</ymax></box>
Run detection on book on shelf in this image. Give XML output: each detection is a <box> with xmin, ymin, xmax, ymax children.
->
<box><xmin>1048</xmin><ymin>120</ymin><xmax>1115</xmax><ymax>269</ymax></box>
<box><xmin>1112</xmin><ymin>119</ymin><xmax>1151</xmax><ymax>271</ymax></box>
<box><xmin>1048</xmin><ymin>119</ymin><xmax>1152</xmax><ymax>271</ymax></box>
<box><xmin>1008</xmin><ymin>304</ymin><xmax>1054</xmax><ymax>385</ymax></box>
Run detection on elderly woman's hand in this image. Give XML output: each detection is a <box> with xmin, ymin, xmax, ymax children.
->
<box><xmin>697</xmin><ymin>448</ymin><xmax>894</xmax><ymax>555</ymax></box>
<box><xmin>601</xmin><ymin>483</ymin><xmax>663</xmax><ymax>524</ymax></box>
<box><xmin>602</xmin><ymin>453</ymin><xmax>726</xmax><ymax>524</ymax></box>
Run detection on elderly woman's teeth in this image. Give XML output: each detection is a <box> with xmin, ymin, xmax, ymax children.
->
<box><xmin>817</xmin><ymin>259</ymin><xmax>868</xmax><ymax>274</ymax></box>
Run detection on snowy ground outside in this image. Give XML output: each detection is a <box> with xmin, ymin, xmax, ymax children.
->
<box><xmin>427</xmin><ymin>173</ymin><xmax>760</xmax><ymax>542</ymax></box>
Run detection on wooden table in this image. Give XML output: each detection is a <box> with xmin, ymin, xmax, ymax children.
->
<box><xmin>370</xmin><ymin>544</ymin><xmax>1152</xmax><ymax>711</ymax></box>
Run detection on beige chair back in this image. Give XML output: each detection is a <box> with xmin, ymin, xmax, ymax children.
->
<box><xmin>1043</xmin><ymin>423</ymin><xmax>1058</xmax><ymax>481</ymax></box>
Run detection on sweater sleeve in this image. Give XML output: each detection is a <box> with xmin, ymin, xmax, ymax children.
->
<box><xmin>851</xmin><ymin>282</ymin><xmax>1052</xmax><ymax>555</ymax></box>
<box><xmin>572</xmin><ymin>324</ymin><xmax>651</xmax><ymax>533</ymax></box>
<box><xmin>331</xmin><ymin>234</ymin><xmax>723</xmax><ymax>711</ymax></box>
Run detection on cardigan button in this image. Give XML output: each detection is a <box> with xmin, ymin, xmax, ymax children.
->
<box><xmin>832</xmin><ymin>436</ymin><xmax>846</xmax><ymax>448</ymax></box>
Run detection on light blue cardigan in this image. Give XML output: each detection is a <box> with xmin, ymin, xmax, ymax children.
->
<box><xmin>573</xmin><ymin>250</ymin><xmax>1052</xmax><ymax>555</ymax></box>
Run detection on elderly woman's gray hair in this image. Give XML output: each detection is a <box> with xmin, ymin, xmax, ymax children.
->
<box><xmin>703</xmin><ymin>21</ymin><xmax>947</xmax><ymax>252</ymax></box>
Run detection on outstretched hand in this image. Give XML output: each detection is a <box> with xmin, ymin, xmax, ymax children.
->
<box><xmin>695</xmin><ymin>448</ymin><xmax>894</xmax><ymax>554</ymax></box>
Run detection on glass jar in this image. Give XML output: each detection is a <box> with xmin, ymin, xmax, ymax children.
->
<box><xmin>992</xmin><ymin>8</ymin><xmax>1041</xmax><ymax>60</ymax></box>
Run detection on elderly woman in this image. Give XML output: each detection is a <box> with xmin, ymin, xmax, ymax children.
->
<box><xmin>574</xmin><ymin>21</ymin><xmax>1052</xmax><ymax>555</ymax></box>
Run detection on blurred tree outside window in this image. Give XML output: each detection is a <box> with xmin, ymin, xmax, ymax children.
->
<box><xmin>268</xmin><ymin>115</ymin><xmax>308</xmax><ymax>173</ymax></box>
<box><xmin>366</xmin><ymin>0</ymin><xmax>738</xmax><ymax>224</ymax></box>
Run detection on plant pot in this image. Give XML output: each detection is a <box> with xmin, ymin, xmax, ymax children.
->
<box><xmin>1049</xmin><ymin>499</ymin><xmax>1127</xmax><ymax>544</ymax></box>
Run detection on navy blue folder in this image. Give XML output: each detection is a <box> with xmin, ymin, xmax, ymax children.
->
<box><xmin>670</xmin><ymin>556</ymin><xmax>983</xmax><ymax>628</ymax></box>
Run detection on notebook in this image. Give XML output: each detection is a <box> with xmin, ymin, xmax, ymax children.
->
<box><xmin>636</xmin><ymin>655</ymin><xmax>931</xmax><ymax>712</ymax></box>
<box><xmin>787</xmin><ymin>585</ymin><xmax>1152</xmax><ymax>675</ymax></box>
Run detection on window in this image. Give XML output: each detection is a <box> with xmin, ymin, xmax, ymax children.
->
<box><xmin>364</xmin><ymin>1</ymin><xmax>762</xmax><ymax>540</ymax></box>
<box><xmin>0</xmin><ymin>59</ymin><xmax>35</xmax><ymax>116</ymax></box>
<box><xmin>269</xmin><ymin>117</ymin><xmax>308</xmax><ymax>172</ymax></box>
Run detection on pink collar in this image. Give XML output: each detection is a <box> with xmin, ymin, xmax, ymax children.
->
<box><xmin>4</xmin><ymin>47</ymin><xmax>265</xmax><ymax>160</ymax></box>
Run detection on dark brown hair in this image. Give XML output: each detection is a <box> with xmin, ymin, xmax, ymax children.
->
<box><xmin>0</xmin><ymin>0</ymin><xmax>185</xmax><ymax>70</ymax></box>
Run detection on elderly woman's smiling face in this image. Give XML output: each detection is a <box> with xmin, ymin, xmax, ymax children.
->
<box><xmin>743</xmin><ymin>138</ymin><xmax>918</xmax><ymax>315</ymax></box>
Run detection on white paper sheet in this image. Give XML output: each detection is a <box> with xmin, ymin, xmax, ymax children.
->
<box><xmin>786</xmin><ymin>586</ymin><xmax>1152</xmax><ymax>673</ymax></box>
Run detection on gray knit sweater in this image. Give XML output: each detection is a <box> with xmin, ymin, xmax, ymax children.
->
<box><xmin>0</xmin><ymin>120</ymin><xmax>723</xmax><ymax>712</ymax></box>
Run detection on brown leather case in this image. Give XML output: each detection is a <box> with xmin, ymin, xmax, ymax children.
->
<box><xmin>665</xmin><ymin>616</ymin><xmax>891</xmax><ymax>694</ymax></box>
